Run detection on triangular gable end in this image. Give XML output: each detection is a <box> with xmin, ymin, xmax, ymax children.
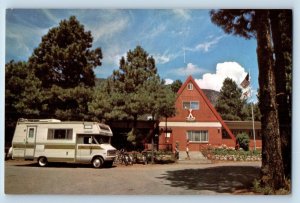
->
<box><xmin>177</xmin><ymin>75</ymin><xmax>236</xmax><ymax>142</ymax></box>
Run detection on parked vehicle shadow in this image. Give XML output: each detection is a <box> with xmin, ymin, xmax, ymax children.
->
<box><xmin>158</xmin><ymin>165</ymin><xmax>260</xmax><ymax>193</ymax></box>
<box><xmin>13</xmin><ymin>161</ymin><xmax>116</xmax><ymax>169</ymax></box>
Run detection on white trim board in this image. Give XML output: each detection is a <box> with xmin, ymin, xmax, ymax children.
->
<box><xmin>159</xmin><ymin>122</ymin><xmax>222</xmax><ymax>128</ymax></box>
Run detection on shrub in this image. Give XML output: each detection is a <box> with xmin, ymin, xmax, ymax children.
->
<box><xmin>236</xmin><ymin>132</ymin><xmax>250</xmax><ymax>151</ymax></box>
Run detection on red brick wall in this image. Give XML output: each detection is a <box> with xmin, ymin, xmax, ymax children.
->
<box><xmin>168</xmin><ymin>82</ymin><xmax>219</xmax><ymax>122</ymax></box>
<box><xmin>159</xmin><ymin>132</ymin><xmax>259</xmax><ymax>151</ymax></box>
<box><xmin>159</xmin><ymin>126</ymin><xmax>224</xmax><ymax>151</ymax></box>
<box><xmin>221</xmin><ymin>139</ymin><xmax>236</xmax><ymax>148</ymax></box>
<box><xmin>159</xmin><ymin>76</ymin><xmax>236</xmax><ymax>152</ymax></box>
<box><xmin>249</xmin><ymin>139</ymin><xmax>262</xmax><ymax>149</ymax></box>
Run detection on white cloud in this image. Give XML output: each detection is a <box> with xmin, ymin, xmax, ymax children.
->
<box><xmin>175</xmin><ymin>63</ymin><xmax>205</xmax><ymax>77</ymax></box>
<box><xmin>6</xmin><ymin>23</ymin><xmax>48</xmax><ymax>61</ymax></box>
<box><xmin>147</xmin><ymin>24</ymin><xmax>166</xmax><ymax>39</ymax></box>
<box><xmin>195</xmin><ymin>61</ymin><xmax>247</xmax><ymax>91</ymax></box>
<box><xmin>154</xmin><ymin>54</ymin><xmax>170</xmax><ymax>64</ymax></box>
<box><xmin>172</xmin><ymin>9</ymin><xmax>191</xmax><ymax>20</ymax></box>
<box><xmin>186</xmin><ymin>35</ymin><xmax>224</xmax><ymax>53</ymax></box>
<box><xmin>112</xmin><ymin>52</ymin><xmax>127</xmax><ymax>66</ymax></box>
<box><xmin>42</xmin><ymin>10</ymin><xmax>60</xmax><ymax>24</ymax></box>
<box><xmin>164</xmin><ymin>78</ymin><xmax>174</xmax><ymax>85</ymax></box>
<box><xmin>89</xmin><ymin>17</ymin><xmax>128</xmax><ymax>42</ymax></box>
<box><xmin>153</xmin><ymin>51</ymin><xmax>179</xmax><ymax>64</ymax></box>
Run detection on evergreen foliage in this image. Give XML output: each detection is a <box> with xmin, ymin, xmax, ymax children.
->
<box><xmin>5</xmin><ymin>17</ymin><xmax>177</xmax><ymax>149</ymax></box>
<box><xmin>26</xmin><ymin>16</ymin><xmax>102</xmax><ymax>120</ymax></box>
<box><xmin>28</xmin><ymin>16</ymin><xmax>102</xmax><ymax>89</ymax></box>
<box><xmin>236</xmin><ymin>132</ymin><xmax>250</xmax><ymax>151</ymax></box>
<box><xmin>89</xmin><ymin>45</ymin><xmax>176</xmax><ymax>145</ymax></box>
<box><xmin>5</xmin><ymin>61</ymin><xmax>47</xmax><ymax>143</ymax></box>
<box><xmin>215</xmin><ymin>78</ymin><xmax>246</xmax><ymax>120</ymax></box>
<box><xmin>169</xmin><ymin>79</ymin><xmax>182</xmax><ymax>93</ymax></box>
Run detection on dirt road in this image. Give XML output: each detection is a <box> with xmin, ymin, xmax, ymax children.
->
<box><xmin>5</xmin><ymin>160</ymin><xmax>261</xmax><ymax>195</ymax></box>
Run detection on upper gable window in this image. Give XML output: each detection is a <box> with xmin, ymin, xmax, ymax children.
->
<box><xmin>183</xmin><ymin>101</ymin><xmax>199</xmax><ymax>110</ymax></box>
<box><xmin>187</xmin><ymin>83</ymin><xmax>193</xmax><ymax>90</ymax></box>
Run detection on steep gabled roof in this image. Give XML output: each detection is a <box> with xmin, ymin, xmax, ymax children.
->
<box><xmin>177</xmin><ymin>75</ymin><xmax>236</xmax><ymax>142</ymax></box>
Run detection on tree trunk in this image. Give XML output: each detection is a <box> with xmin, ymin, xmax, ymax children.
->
<box><xmin>133</xmin><ymin>114</ymin><xmax>138</xmax><ymax>144</ymax></box>
<box><xmin>255</xmin><ymin>10</ymin><xmax>286</xmax><ymax>190</ymax></box>
<box><xmin>269</xmin><ymin>10</ymin><xmax>292</xmax><ymax>179</ymax></box>
<box><xmin>127</xmin><ymin>115</ymin><xmax>138</xmax><ymax>146</ymax></box>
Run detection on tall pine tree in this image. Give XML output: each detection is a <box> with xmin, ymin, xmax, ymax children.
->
<box><xmin>5</xmin><ymin>61</ymin><xmax>46</xmax><ymax>144</ymax></box>
<box><xmin>269</xmin><ymin>10</ymin><xmax>292</xmax><ymax>179</ymax></box>
<box><xmin>93</xmin><ymin>45</ymin><xmax>176</xmax><ymax>145</ymax></box>
<box><xmin>215</xmin><ymin>78</ymin><xmax>246</xmax><ymax>121</ymax></box>
<box><xmin>28</xmin><ymin>16</ymin><xmax>102</xmax><ymax>120</ymax></box>
<box><xmin>255</xmin><ymin>10</ymin><xmax>286</xmax><ymax>189</ymax></box>
<box><xmin>29</xmin><ymin>16</ymin><xmax>102</xmax><ymax>89</ymax></box>
<box><xmin>210</xmin><ymin>9</ymin><xmax>290</xmax><ymax>190</ymax></box>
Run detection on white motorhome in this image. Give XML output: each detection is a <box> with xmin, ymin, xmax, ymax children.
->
<box><xmin>11</xmin><ymin>118</ymin><xmax>117</xmax><ymax>168</ymax></box>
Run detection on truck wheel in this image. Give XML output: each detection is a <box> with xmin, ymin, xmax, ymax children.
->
<box><xmin>124</xmin><ymin>156</ymin><xmax>129</xmax><ymax>166</ymax></box>
<box><xmin>38</xmin><ymin>157</ymin><xmax>48</xmax><ymax>167</ymax></box>
<box><xmin>92</xmin><ymin>157</ymin><xmax>104</xmax><ymax>168</ymax></box>
<box><xmin>142</xmin><ymin>155</ymin><xmax>148</xmax><ymax>165</ymax></box>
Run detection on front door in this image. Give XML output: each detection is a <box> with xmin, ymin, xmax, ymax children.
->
<box><xmin>76</xmin><ymin>136</ymin><xmax>93</xmax><ymax>162</ymax></box>
<box><xmin>24</xmin><ymin>126</ymin><xmax>37</xmax><ymax>159</ymax></box>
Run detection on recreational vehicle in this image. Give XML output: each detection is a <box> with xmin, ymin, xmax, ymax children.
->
<box><xmin>10</xmin><ymin>118</ymin><xmax>117</xmax><ymax>168</ymax></box>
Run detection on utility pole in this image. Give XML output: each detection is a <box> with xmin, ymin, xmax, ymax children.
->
<box><xmin>251</xmin><ymin>102</ymin><xmax>256</xmax><ymax>150</ymax></box>
<box><xmin>249</xmin><ymin>69</ymin><xmax>256</xmax><ymax>151</ymax></box>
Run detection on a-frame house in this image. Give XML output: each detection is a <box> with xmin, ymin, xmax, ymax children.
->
<box><xmin>159</xmin><ymin>75</ymin><xmax>236</xmax><ymax>151</ymax></box>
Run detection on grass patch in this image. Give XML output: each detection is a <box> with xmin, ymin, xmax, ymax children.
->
<box><xmin>252</xmin><ymin>179</ymin><xmax>291</xmax><ymax>195</ymax></box>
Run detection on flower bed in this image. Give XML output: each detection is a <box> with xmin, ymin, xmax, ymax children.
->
<box><xmin>202</xmin><ymin>145</ymin><xmax>261</xmax><ymax>161</ymax></box>
<box><xmin>143</xmin><ymin>150</ymin><xmax>176</xmax><ymax>164</ymax></box>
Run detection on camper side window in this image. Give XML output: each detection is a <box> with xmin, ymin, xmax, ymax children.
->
<box><xmin>47</xmin><ymin>129</ymin><xmax>73</xmax><ymax>140</ymax></box>
<box><xmin>28</xmin><ymin>128</ymin><xmax>35</xmax><ymax>138</ymax></box>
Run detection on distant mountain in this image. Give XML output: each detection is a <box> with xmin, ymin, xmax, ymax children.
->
<box><xmin>202</xmin><ymin>89</ymin><xmax>220</xmax><ymax>106</ymax></box>
<box><xmin>95</xmin><ymin>78</ymin><xmax>106</xmax><ymax>86</ymax></box>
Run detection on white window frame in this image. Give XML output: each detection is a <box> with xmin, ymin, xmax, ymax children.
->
<box><xmin>47</xmin><ymin>129</ymin><xmax>73</xmax><ymax>140</ymax></box>
<box><xmin>28</xmin><ymin>128</ymin><xmax>35</xmax><ymax>138</ymax></box>
<box><xmin>186</xmin><ymin>130</ymin><xmax>209</xmax><ymax>143</ymax></box>
<box><xmin>187</xmin><ymin>83</ymin><xmax>193</xmax><ymax>90</ymax></box>
<box><xmin>182</xmin><ymin>101</ymin><xmax>199</xmax><ymax>110</ymax></box>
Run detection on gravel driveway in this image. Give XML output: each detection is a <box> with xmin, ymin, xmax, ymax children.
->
<box><xmin>5</xmin><ymin>160</ymin><xmax>261</xmax><ymax>195</ymax></box>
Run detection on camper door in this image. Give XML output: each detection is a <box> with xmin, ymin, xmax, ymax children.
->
<box><xmin>24</xmin><ymin>126</ymin><xmax>37</xmax><ymax>159</ymax></box>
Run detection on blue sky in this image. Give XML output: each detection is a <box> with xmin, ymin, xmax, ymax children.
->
<box><xmin>6</xmin><ymin>9</ymin><xmax>259</xmax><ymax>100</ymax></box>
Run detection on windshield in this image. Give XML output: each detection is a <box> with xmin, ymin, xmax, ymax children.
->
<box><xmin>93</xmin><ymin>135</ymin><xmax>110</xmax><ymax>144</ymax></box>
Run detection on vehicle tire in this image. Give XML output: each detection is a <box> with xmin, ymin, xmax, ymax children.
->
<box><xmin>124</xmin><ymin>156</ymin><xmax>129</xmax><ymax>166</ymax></box>
<box><xmin>38</xmin><ymin>157</ymin><xmax>48</xmax><ymax>167</ymax></box>
<box><xmin>92</xmin><ymin>156</ymin><xmax>104</xmax><ymax>168</ymax></box>
<box><xmin>142</xmin><ymin>155</ymin><xmax>147</xmax><ymax>165</ymax></box>
<box><xmin>128</xmin><ymin>155</ymin><xmax>133</xmax><ymax>165</ymax></box>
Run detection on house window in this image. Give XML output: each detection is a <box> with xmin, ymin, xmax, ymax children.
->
<box><xmin>187</xmin><ymin>130</ymin><xmax>208</xmax><ymax>142</ymax></box>
<box><xmin>183</xmin><ymin>101</ymin><xmax>199</xmax><ymax>110</ymax></box>
<box><xmin>47</xmin><ymin>129</ymin><xmax>73</xmax><ymax>140</ymax></box>
<box><xmin>187</xmin><ymin>83</ymin><xmax>193</xmax><ymax>90</ymax></box>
